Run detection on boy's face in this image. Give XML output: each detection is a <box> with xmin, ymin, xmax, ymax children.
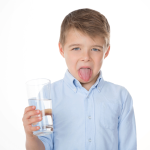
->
<box><xmin>58</xmin><ymin>28</ymin><xmax>110</xmax><ymax>91</ymax></box>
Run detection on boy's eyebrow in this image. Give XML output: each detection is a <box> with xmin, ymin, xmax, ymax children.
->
<box><xmin>68</xmin><ymin>44</ymin><xmax>103</xmax><ymax>49</ymax></box>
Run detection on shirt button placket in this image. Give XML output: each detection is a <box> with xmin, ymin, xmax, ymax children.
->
<box><xmin>87</xmin><ymin>95</ymin><xmax>92</xmax><ymax>144</ymax></box>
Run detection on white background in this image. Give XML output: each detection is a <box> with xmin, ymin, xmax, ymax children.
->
<box><xmin>0</xmin><ymin>0</ymin><xmax>150</xmax><ymax>149</ymax></box>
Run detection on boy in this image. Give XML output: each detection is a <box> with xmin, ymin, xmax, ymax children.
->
<box><xmin>22</xmin><ymin>8</ymin><xmax>137</xmax><ymax>150</ymax></box>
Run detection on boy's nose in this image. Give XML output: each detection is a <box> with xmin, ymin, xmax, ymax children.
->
<box><xmin>81</xmin><ymin>51</ymin><xmax>91</xmax><ymax>61</ymax></box>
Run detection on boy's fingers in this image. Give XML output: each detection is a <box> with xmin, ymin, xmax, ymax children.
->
<box><xmin>22</xmin><ymin>106</ymin><xmax>35</xmax><ymax>121</ymax></box>
<box><xmin>28</xmin><ymin>114</ymin><xmax>43</xmax><ymax>125</ymax></box>
<box><xmin>24</xmin><ymin>109</ymin><xmax>41</xmax><ymax>120</ymax></box>
<box><xmin>24</xmin><ymin>106</ymin><xmax>35</xmax><ymax>114</ymax></box>
<box><xmin>31</xmin><ymin>121</ymin><xmax>38</xmax><ymax>125</ymax></box>
<box><xmin>31</xmin><ymin>111</ymin><xmax>43</xmax><ymax>119</ymax></box>
<box><xmin>23</xmin><ymin>107</ymin><xmax>52</xmax><ymax>123</ymax></box>
<box><xmin>27</xmin><ymin>124</ymin><xmax>40</xmax><ymax>132</ymax></box>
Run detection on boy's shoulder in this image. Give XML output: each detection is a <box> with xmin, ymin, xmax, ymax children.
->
<box><xmin>51</xmin><ymin>79</ymin><xmax>63</xmax><ymax>88</ymax></box>
<box><xmin>103</xmin><ymin>80</ymin><xmax>130</xmax><ymax>101</ymax></box>
<box><xmin>104</xmin><ymin>80</ymin><xmax>126</xmax><ymax>90</ymax></box>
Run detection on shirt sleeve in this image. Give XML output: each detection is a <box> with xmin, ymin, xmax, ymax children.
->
<box><xmin>118</xmin><ymin>89</ymin><xmax>137</xmax><ymax>150</ymax></box>
<box><xmin>38</xmin><ymin>133</ymin><xmax>54</xmax><ymax>150</ymax></box>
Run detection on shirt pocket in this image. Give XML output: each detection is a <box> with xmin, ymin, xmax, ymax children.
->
<box><xmin>100</xmin><ymin>101</ymin><xmax>118</xmax><ymax>130</ymax></box>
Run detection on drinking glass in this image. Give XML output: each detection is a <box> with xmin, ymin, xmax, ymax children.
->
<box><xmin>26</xmin><ymin>78</ymin><xmax>53</xmax><ymax>136</ymax></box>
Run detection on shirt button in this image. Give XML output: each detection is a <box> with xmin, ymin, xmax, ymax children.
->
<box><xmin>89</xmin><ymin>139</ymin><xmax>91</xmax><ymax>142</ymax></box>
<box><xmin>88</xmin><ymin>116</ymin><xmax>91</xmax><ymax>119</ymax></box>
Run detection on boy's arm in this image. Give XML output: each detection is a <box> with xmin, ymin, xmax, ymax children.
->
<box><xmin>118</xmin><ymin>89</ymin><xmax>137</xmax><ymax>150</ymax></box>
<box><xmin>26</xmin><ymin>135</ymin><xmax>45</xmax><ymax>150</ymax></box>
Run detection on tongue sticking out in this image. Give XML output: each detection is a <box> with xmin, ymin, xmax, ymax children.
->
<box><xmin>78</xmin><ymin>68</ymin><xmax>92</xmax><ymax>81</ymax></box>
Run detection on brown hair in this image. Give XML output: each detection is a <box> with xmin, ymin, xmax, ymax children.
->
<box><xmin>59</xmin><ymin>8</ymin><xmax>110</xmax><ymax>51</ymax></box>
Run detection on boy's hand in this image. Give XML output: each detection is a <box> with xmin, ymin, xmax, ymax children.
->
<box><xmin>22</xmin><ymin>106</ymin><xmax>53</xmax><ymax>138</ymax></box>
<box><xmin>22</xmin><ymin>106</ymin><xmax>43</xmax><ymax>138</ymax></box>
<box><xmin>31</xmin><ymin>108</ymin><xmax>53</xmax><ymax>125</ymax></box>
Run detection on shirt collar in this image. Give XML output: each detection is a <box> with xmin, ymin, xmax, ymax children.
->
<box><xmin>63</xmin><ymin>69</ymin><xmax>105</xmax><ymax>93</ymax></box>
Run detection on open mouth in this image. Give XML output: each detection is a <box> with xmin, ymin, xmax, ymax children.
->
<box><xmin>78</xmin><ymin>68</ymin><xmax>92</xmax><ymax>81</ymax></box>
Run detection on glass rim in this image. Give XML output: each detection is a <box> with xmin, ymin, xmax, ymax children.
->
<box><xmin>26</xmin><ymin>78</ymin><xmax>51</xmax><ymax>86</ymax></box>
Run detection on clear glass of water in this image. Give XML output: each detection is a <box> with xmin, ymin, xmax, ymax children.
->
<box><xmin>26</xmin><ymin>78</ymin><xmax>53</xmax><ymax>136</ymax></box>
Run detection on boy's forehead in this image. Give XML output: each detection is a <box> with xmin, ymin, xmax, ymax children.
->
<box><xmin>65</xmin><ymin>28</ymin><xmax>105</xmax><ymax>46</ymax></box>
<box><xmin>65</xmin><ymin>32</ymin><xmax>105</xmax><ymax>50</ymax></box>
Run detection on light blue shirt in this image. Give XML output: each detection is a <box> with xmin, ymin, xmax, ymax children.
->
<box><xmin>38</xmin><ymin>69</ymin><xmax>137</xmax><ymax>150</ymax></box>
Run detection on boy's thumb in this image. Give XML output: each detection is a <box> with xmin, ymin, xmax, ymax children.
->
<box><xmin>40</xmin><ymin>109</ymin><xmax>52</xmax><ymax>116</ymax></box>
<box><xmin>44</xmin><ymin>109</ymin><xmax>52</xmax><ymax>115</ymax></box>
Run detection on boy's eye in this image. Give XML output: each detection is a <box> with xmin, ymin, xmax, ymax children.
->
<box><xmin>92</xmin><ymin>48</ymin><xmax>100</xmax><ymax>51</ymax></box>
<box><xmin>72</xmin><ymin>47</ymin><xmax>80</xmax><ymax>51</ymax></box>
<box><xmin>72</xmin><ymin>47</ymin><xmax>100</xmax><ymax>51</ymax></box>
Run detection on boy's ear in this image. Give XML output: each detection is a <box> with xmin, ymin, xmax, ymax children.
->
<box><xmin>58</xmin><ymin>42</ymin><xmax>64</xmax><ymax>58</ymax></box>
<box><xmin>104</xmin><ymin>45</ymin><xmax>110</xmax><ymax>59</ymax></box>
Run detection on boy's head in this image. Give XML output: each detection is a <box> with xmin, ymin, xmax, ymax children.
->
<box><xmin>58</xmin><ymin>8</ymin><xmax>110</xmax><ymax>90</ymax></box>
